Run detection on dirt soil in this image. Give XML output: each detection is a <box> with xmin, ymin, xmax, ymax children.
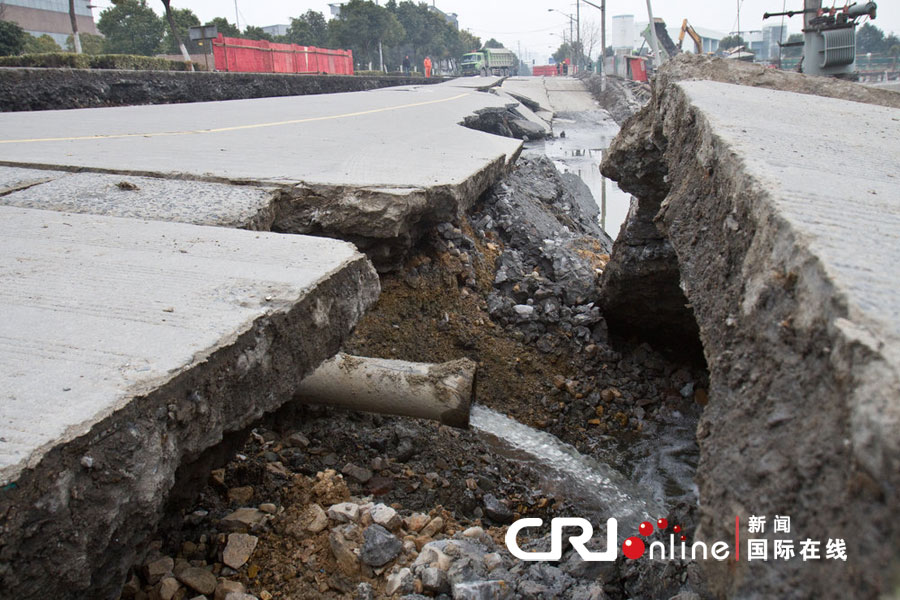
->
<box><xmin>653</xmin><ymin>53</ymin><xmax>900</xmax><ymax>109</ymax></box>
<box><xmin>120</xmin><ymin>158</ymin><xmax>709</xmax><ymax>600</ymax></box>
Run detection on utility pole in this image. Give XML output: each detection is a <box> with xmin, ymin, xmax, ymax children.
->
<box><xmin>68</xmin><ymin>0</ymin><xmax>82</xmax><ymax>54</ymax></box>
<box><xmin>576</xmin><ymin>0</ymin><xmax>581</xmax><ymax>71</ymax></box>
<box><xmin>803</xmin><ymin>0</ymin><xmax>821</xmax><ymax>29</ymax></box>
<box><xmin>646</xmin><ymin>0</ymin><xmax>662</xmax><ymax>68</ymax></box>
<box><xmin>234</xmin><ymin>0</ymin><xmax>240</xmax><ymax>30</ymax></box>
<box><xmin>580</xmin><ymin>0</ymin><xmax>606</xmax><ymax>74</ymax></box>
<box><xmin>601</xmin><ymin>0</ymin><xmax>606</xmax><ymax>63</ymax></box>
<box><xmin>802</xmin><ymin>0</ymin><xmax>822</xmax><ymax>74</ymax></box>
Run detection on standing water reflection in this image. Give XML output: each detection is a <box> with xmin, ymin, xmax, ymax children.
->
<box><xmin>523</xmin><ymin>111</ymin><xmax>631</xmax><ymax>238</ymax></box>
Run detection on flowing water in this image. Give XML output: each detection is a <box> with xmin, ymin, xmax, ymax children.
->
<box><xmin>470</xmin><ymin>404</ymin><xmax>657</xmax><ymax>533</ymax></box>
<box><xmin>470</xmin><ymin>403</ymin><xmax>699</xmax><ymax>536</ymax></box>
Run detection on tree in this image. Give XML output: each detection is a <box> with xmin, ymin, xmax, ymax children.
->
<box><xmin>390</xmin><ymin>1</ymin><xmax>454</xmax><ymax>66</ymax></box>
<box><xmin>580</xmin><ymin>20</ymin><xmax>601</xmax><ymax>63</ymax></box>
<box><xmin>856</xmin><ymin>22</ymin><xmax>884</xmax><ymax>54</ymax></box>
<box><xmin>284</xmin><ymin>10</ymin><xmax>328</xmax><ymax>46</ymax></box>
<box><xmin>67</xmin><ymin>32</ymin><xmax>105</xmax><ymax>54</ymax></box>
<box><xmin>457</xmin><ymin>29</ymin><xmax>481</xmax><ymax>53</ymax></box>
<box><xmin>329</xmin><ymin>0</ymin><xmax>404</xmax><ymax>69</ymax></box>
<box><xmin>98</xmin><ymin>0</ymin><xmax>165</xmax><ymax>56</ymax></box>
<box><xmin>484</xmin><ymin>38</ymin><xmax>503</xmax><ymax>48</ymax></box>
<box><xmin>890</xmin><ymin>43</ymin><xmax>900</xmax><ymax>71</ymax></box>
<box><xmin>205</xmin><ymin>17</ymin><xmax>240</xmax><ymax>38</ymax></box>
<box><xmin>243</xmin><ymin>26</ymin><xmax>273</xmax><ymax>41</ymax></box>
<box><xmin>161</xmin><ymin>6</ymin><xmax>199</xmax><ymax>54</ymax></box>
<box><xmin>884</xmin><ymin>33</ymin><xmax>900</xmax><ymax>68</ymax></box>
<box><xmin>552</xmin><ymin>42</ymin><xmax>572</xmax><ymax>64</ymax></box>
<box><xmin>23</xmin><ymin>34</ymin><xmax>62</xmax><ymax>54</ymax></box>
<box><xmin>392</xmin><ymin>1</ymin><xmax>427</xmax><ymax>60</ymax></box>
<box><xmin>718</xmin><ymin>34</ymin><xmax>744</xmax><ymax>51</ymax></box>
<box><xmin>0</xmin><ymin>19</ymin><xmax>26</xmax><ymax>56</ymax></box>
<box><xmin>159</xmin><ymin>0</ymin><xmax>193</xmax><ymax>68</ymax></box>
<box><xmin>442</xmin><ymin>27</ymin><xmax>481</xmax><ymax>74</ymax></box>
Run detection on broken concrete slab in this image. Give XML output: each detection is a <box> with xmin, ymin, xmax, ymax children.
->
<box><xmin>599</xmin><ymin>52</ymin><xmax>900</xmax><ymax>353</ymax></box>
<box><xmin>602</xmin><ymin>66</ymin><xmax>900</xmax><ymax>597</ymax></box>
<box><xmin>0</xmin><ymin>167</ymin><xmax>274</xmax><ymax>230</ymax></box>
<box><xmin>500</xmin><ymin>77</ymin><xmax>554</xmax><ymax>120</ymax></box>
<box><xmin>0</xmin><ymin>83</ymin><xmax>524</xmax><ymax>270</ymax></box>
<box><xmin>0</xmin><ymin>206</ymin><xmax>379</xmax><ymax>599</ymax></box>
<box><xmin>492</xmin><ymin>88</ymin><xmax>552</xmax><ymax>137</ymax></box>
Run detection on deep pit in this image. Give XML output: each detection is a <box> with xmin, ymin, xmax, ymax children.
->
<box><xmin>113</xmin><ymin>84</ymin><xmax>711</xmax><ymax>599</ymax></box>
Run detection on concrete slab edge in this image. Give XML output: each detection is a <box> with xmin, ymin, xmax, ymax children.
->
<box><xmin>0</xmin><ymin>253</ymin><xmax>380</xmax><ymax>600</ymax></box>
<box><xmin>655</xmin><ymin>81</ymin><xmax>899</xmax><ymax>598</ymax></box>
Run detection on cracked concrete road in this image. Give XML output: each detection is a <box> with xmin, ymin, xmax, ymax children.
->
<box><xmin>502</xmin><ymin>76</ymin><xmax>599</xmax><ymax>114</ymax></box>
<box><xmin>0</xmin><ymin>79</ymin><xmax>521</xmax><ymax>189</ymax></box>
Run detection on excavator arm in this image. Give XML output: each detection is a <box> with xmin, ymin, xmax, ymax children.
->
<box><xmin>678</xmin><ymin>18</ymin><xmax>704</xmax><ymax>53</ymax></box>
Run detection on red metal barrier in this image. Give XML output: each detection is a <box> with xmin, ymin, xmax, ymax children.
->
<box><xmin>532</xmin><ymin>65</ymin><xmax>558</xmax><ymax>77</ymax></box>
<box><xmin>212</xmin><ymin>35</ymin><xmax>353</xmax><ymax>75</ymax></box>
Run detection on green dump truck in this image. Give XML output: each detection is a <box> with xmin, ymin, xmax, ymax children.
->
<box><xmin>460</xmin><ymin>47</ymin><xmax>517</xmax><ymax>77</ymax></box>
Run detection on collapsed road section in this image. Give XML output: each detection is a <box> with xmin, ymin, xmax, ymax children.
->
<box><xmin>0</xmin><ymin>79</ymin><xmax>535</xmax><ymax>271</ymax></box>
<box><xmin>601</xmin><ymin>55</ymin><xmax>900</xmax><ymax>598</ymax></box>
<box><xmin>0</xmin><ymin>77</ymin><xmax>555</xmax><ymax>599</ymax></box>
<box><xmin>0</xmin><ymin>207</ymin><xmax>379</xmax><ymax>599</ymax></box>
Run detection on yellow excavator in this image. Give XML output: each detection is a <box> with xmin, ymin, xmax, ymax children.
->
<box><xmin>677</xmin><ymin>19</ymin><xmax>704</xmax><ymax>54</ymax></box>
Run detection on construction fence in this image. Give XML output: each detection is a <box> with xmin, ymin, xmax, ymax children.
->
<box><xmin>212</xmin><ymin>35</ymin><xmax>354</xmax><ymax>75</ymax></box>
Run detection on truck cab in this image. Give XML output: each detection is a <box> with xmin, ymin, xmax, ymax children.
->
<box><xmin>461</xmin><ymin>48</ymin><xmax>516</xmax><ymax>77</ymax></box>
<box><xmin>461</xmin><ymin>52</ymin><xmax>486</xmax><ymax>76</ymax></box>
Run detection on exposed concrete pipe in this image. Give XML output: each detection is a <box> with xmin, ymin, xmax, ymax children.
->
<box><xmin>295</xmin><ymin>353</ymin><xmax>476</xmax><ymax>429</ymax></box>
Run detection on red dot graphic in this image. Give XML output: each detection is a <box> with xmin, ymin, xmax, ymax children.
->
<box><xmin>681</xmin><ymin>535</ymin><xmax>687</xmax><ymax>541</ymax></box>
<box><xmin>623</xmin><ymin>536</ymin><xmax>646</xmax><ymax>560</ymax></box>
<box><xmin>639</xmin><ymin>521</ymin><xmax>654</xmax><ymax>536</ymax></box>
<box><xmin>673</xmin><ymin>525</ymin><xmax>682</xmax><ymax>533</ymax></box>
<box><xmin>657</xmin><ymin>518</ymin><xmax>669</xmax><ymax>530</ymax></box>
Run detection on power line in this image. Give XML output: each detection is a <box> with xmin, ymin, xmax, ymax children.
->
<box><xmin>471</xmin><ymin>24</ymin><xmax>563</xmax><ymax>35</ymax></box>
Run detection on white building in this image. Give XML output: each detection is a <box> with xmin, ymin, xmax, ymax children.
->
<box><xmin>741</xmin><ymin>30</ymin><xmax>765</xmax><ymax>56</ymax></box>
<box><xmin>327</xmin><ymin>2</ymin><xmax>346</xmax><ymax>18</ymax></box>
<box><xmin>261</xmin><ymin>24</ymin><xmax>289</xmax><ymax>38</ymax></box>
<box><xmin>611</xmin><ymin>14</ymin><xmax>635</xmax><ymax>50</ymax></box>
<box><xmin>762</xmin><ymin>24</ymin><xmax>788</xmax><ymax>60</ymax></box>
<box><xmin>428</xmin><ymin>5</ymin><xmax>458</xmax><ymax>28</ymax></box>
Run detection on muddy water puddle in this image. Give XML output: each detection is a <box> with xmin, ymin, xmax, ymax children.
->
<box><xmin>523</xmin><ymin>111</ymin><xmax>631</xmax><ymax>238</ymax></box>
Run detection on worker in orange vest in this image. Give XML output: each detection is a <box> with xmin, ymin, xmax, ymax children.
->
<box><xmin>424</xmin><ymin>56</ymin><xmax>433</xmax><ymax>78</ymax></box>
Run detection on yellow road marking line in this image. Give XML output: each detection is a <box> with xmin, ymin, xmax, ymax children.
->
<box><xmin>0</xmin><ymin>92</ymin><xmax>471</xmax><ymax>144</ymax></box>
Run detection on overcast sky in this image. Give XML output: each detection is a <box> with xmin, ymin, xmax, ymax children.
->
<box><xmin>89</xmin><ymin>0</ymin><xmax>898</xmax><ymax>63</ymax></box>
